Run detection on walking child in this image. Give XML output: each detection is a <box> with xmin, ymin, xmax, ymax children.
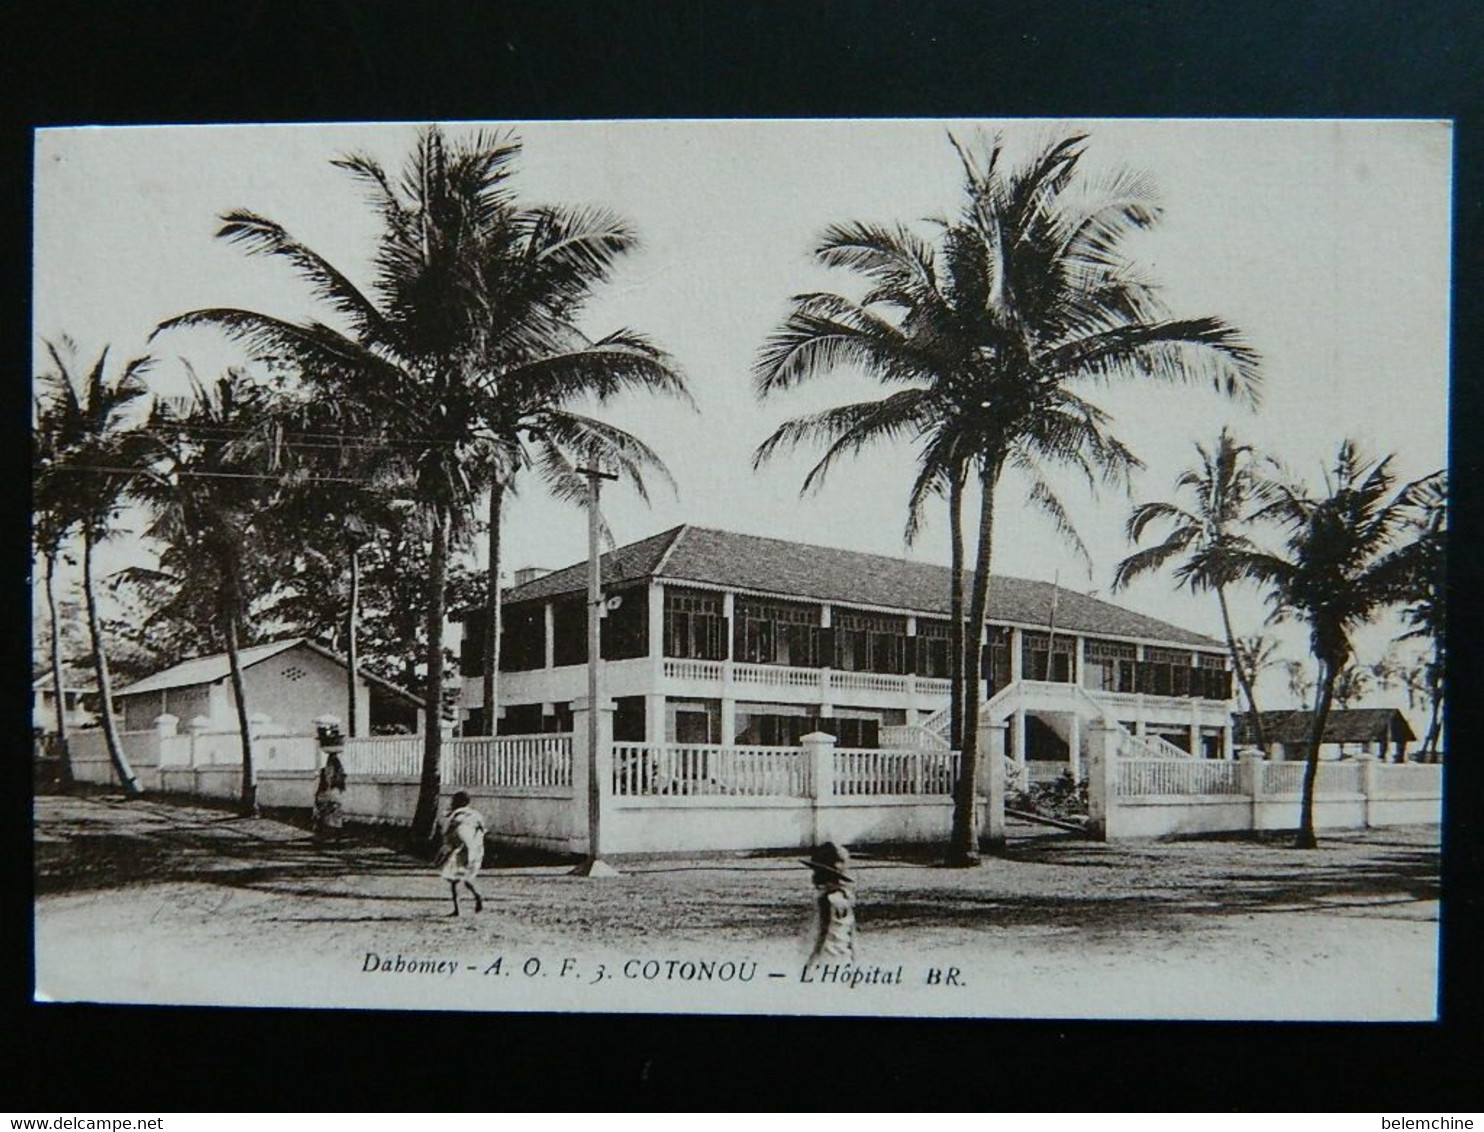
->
<box><xmin>802</xmin><ymin>841</ymin><xmax>856</xmax><ymax>963</ymax></box>
<box><xmin>437</xmin><ymin>791</ymin><xmax>487</xmax><ymax>916</ymax></box>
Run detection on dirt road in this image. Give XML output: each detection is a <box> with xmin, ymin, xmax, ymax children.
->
<box><xmin>33</xmin><ymin>791</ymin><xmax>1440</xmax><ymax>1019</ymax></box>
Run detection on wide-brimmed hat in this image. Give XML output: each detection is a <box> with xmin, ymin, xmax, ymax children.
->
<box><xmin>800</xmin><ymin>841</ymin><xmax>854</xmax><ymax>883</ymax></box>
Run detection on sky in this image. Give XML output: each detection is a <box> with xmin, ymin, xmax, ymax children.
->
<box><xmin>32</xmin><ymin>118</ymin><xmax>1452</xmax><ymax>712</ymax></box>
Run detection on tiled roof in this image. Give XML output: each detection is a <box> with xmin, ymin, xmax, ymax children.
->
<box><xmin>116</xmin><ymin>637</ymin><xmax>421</xmax><ymax>706</ymax></box>
<box><xmin>1234</xmin><ymin>708</ymin><xmax>1417</xmax><ymax>746</ymax></box>
<box><xmin>504</xmin><ymin>524</ymin><xmax>1222</xmax><ymax>650</ymax></box>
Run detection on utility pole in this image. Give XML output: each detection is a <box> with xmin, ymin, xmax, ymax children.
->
<box><xmin>571</xmin><ymin>464</ymin><xmax>620</xmax><ymax>877</ymax></box>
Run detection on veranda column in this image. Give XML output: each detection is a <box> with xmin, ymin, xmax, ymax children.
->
<box><xmin>1134</xmin><ymin>646</ymin><xmax>1147</xmax><ymax>738</ymax></box>
<box><xmin>1067</xmin><ymin>711</ymin><xmax>1082</xmax><ymax>780</ymax></box>
<box><xmin>721</xmin><ymin>591</ymin><xmax>737</xmax><ymax>742</ymax></box>
<box><xmin>543</xmin><ymin>602</ymin><xmax>556</xmax><ymax>670</ymax></box>
<box><xmin>818</xmin><ymin>603</ymin><xmax>834</xmax><ymax>720</ymax></box>
<box><xmin>646</xmin><ymin>581</ymin><xmax>666</xmax><ymax>743</ymax></box>
<box><xmin>1013</xmin><ymin>708</ymin><xmax>1028</xmax><ymax>778</ymax></box>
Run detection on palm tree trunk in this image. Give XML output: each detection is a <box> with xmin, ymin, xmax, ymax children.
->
<box><xmin>345</xmin><ymin>543</ymin><xmax>360</xmax><ymax>738</ymax></box>
<box><xmin>411</xmin><ymin>508</ymin><xmax>450</xmax><ymax>845</ymax></box>
<box><xmin>222</xmin><ymin>597</ymin><xmax>258</xmax><ymax>817</ymax></box>
<box><xmin>44</xmin><ymin>550</ymin><xmax>74</xmax><ymax>787</ymax></box>
<box><xmin>481</xmin><ymin>482</ymin><xmax>504</xmax><ymax>736</ymax></box>
<box><xmin>948</xmin><ymin>469</ymin><xmax>965</xmax><ymax>753</ymax></box>
<box><xmin>950</xmin><ymin>459</ymin><xmax>999</xmax><ymax>866</ymax></box>
<box><xmin>1297</xmin><ymin>657</ymin><xmax>1338</xmax><ymax>850</ymax></box>
<box><xmin>1216</xmin><ymin>586</ymin><xmax>1265</xmax><ymax>750</ymax></box>
<box><xmin>1422</xmin><ymin>651</ymin><xmax>1442</xmax><ymax>762</ymax></box>
<box><xmin>82</xmin><ymin>528</ymin><xmax>141</xmax><ymax>796</ymax></box>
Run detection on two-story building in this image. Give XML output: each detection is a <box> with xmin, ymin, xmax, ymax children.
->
<box><xmin>457</xmin><ymin>525</ymin><xmax>1235</xmax><ymax>779</ymax></box>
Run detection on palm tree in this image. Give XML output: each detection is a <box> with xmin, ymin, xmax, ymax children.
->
<box><xmin>33</xmin><ymin>338</ymin><xmax>152</xmax><ymax>796</ymax></box>
<box><xmin>1398</xmin><ymin>473</ymin><xmax>1445</xmax><ymax>760</ymax></box>
<box><xmin>155</xmin><ymin>126</ymin><xmax>685</xmax><ymax>843</ymax></box>
<box><xmin>1283</xmin><ymin>659</ymin><xmax>1313</xmax><ymax>707</ymax></box>
<box><xmin>1227</xmin><ymin>441</ymin><xmax>1439</xmax><ymax>848</ymax></box>
<box><xmin>129</xmin><ymin>369</ymin><xmax>279</xmax><ymax>816</ymax></box>
<box><xmin>1112</xmin><ymin>429</ymin><xmax>1269</xmax><ymax>747</ymax></box>
<box><xmin>755</xmin><ymin>132</ymin><xmax>1260</xmax><ymax>864</ymax></box>
<box><xmin>33</xmin><ymin>403</ymin><xmax>75</xmax><ymax>783</ymax></box>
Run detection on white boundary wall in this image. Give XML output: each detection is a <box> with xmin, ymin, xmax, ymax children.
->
<box><xmin>62</xmin><ymin>703</ymin><xmax>1011</xmax><ymax>855</ymax></box>
<box><xmin>1085</xmin><ymin>721</ymin><xmax>1442</xmax><ymax>840</ymax></box>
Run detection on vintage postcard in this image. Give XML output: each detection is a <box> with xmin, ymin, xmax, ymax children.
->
<box><xmin>31</xmin><ymin>118</ymin><xmax>1449</xmax><ymax>1019</ymax></box>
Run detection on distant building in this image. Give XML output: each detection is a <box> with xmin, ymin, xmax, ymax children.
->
<box><xmin>1234</xmin><ymin>708</ymin><xmax>1418</xmax><ymax>761</ymax></box>
<box><xmin>455</xmin><ymin>525</ymin><xmax>1236</xmax><ymax>777</ymax></box>
<box><xmin>114</xmin><ymin>638</ymin><xmax>423</xmax><ymax>735</ymax></box>
<box><xmin>31</xmin><ymin>672</ymin><xmax>98</xmax><ymax>734</ymax></box>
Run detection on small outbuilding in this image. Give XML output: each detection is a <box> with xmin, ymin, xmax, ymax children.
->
<box><xmin>114</xmin><ymin>637</ymin><xmax>423</xmax><ymax>736</ymax></box>
<box><xmin>1233</xmin><ymin>708</ymin><xmax>1417</xmax><ymax>762</ymax></box>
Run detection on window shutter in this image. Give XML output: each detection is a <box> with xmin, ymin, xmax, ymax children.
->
<box><xmin>460</xmin><ymin>617</ymin><xmax>485</xmax><ymax>674</ymax></box>
<box><xmin>814</xmin><ymin>626</ymin><xmax>835</xmax><ymax>665</ymax></box>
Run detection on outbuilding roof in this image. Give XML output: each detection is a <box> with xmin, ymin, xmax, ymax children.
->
<box><xmin>116</xmin><ymin>637</ymin><xmax>422</xmax><ymax>706</ymax></box>
<box><xmin>1234</xmin><ymin>708</ymin><xmax>1418</xmax><ymax>746</ymax></box>
<box><xmin>500</xmin><ymin>524</ymin><xmax>1223</xmax><ymax>650</ymax></box>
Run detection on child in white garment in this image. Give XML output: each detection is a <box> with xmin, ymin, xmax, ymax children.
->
<box><xmin>437</xmin><ymin>791</ymin><xmax>486</xmax><ymax>916</ymax></box>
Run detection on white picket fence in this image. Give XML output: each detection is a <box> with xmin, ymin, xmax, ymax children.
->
<box><xmin>445</xmin><ymin>734</ymin><xmax>573</xmax><ymax>788</ymax></box>
<box><xmin>833</xmin><ymin>748</ymin><xmax>958</xmax><ymax>796</ymax></box>
<box><xmin>611</xmin><ymin>743</ymin><xmax>811</xmax><ymax>797</ymax></box>
<box><xmin>340</xmin><ymin>733</ymin><xmax>573</xmax><ymax>787</ymax></box>
<box><xmin>1117</xmin><ymin>758</ymin><xmax>1244</xmax><ymax>796</ymax></box>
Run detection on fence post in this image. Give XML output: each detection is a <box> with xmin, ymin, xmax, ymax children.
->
<box><xmin>977</xmin><ymin>719</ymin><xmax>1008</xmax><ymax>853</ymax></box>
<box><xmin>189</xmin><ymin>716</ymin><xmax>212</xmax><ymax>769</ymax></box>
<box><xmin>1085</xmin><ymin>720</ymin><xmax>1115</xmax><ymax>841</ymax></box>
<box><xmin>571</xmin><ymin>696</ymin><xmax>616</xmax><ymax>856</ymax></box>
<box><xmin>802</xmin><ymin>731</ymin><xmax>838</xmax><ymax>845</ymax></box>
<box><xmin>1239</xmin><ymin>747</ymin><xmax>1265</xmax><ymax>833</ymax></box>
<box><xmin>1353</xmin><ymin>749</ymin><xmax>1377</xmax><ymax>828</ymax></box>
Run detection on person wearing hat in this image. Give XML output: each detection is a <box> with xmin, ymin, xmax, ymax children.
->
<box><xmin>436</xmin><ymin>791</ymin><xmax>487</xmax><ymax>916</ymax></box>
<box><xmin>802</xmin><ymin>841</ymin><xmax>857</xmax><ymax>963</ymax></box>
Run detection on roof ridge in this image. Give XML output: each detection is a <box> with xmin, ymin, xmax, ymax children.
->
<box><xmin>679</xmin><ymin>524</ymin><xmax>1070</xmax><ymax>586</ymax></box>
<box><xmin>649</xmin><ymin>523</ymin><xmax>690</xmax><ymax>578</ymax></box>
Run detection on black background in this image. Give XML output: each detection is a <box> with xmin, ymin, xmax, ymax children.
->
<box><xmin>5</xmin><ymin>0</ymin><xmax>1482</xmax><ymax>1112</ymax></box>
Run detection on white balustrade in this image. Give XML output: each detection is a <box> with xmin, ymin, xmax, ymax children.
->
<box><xmin>662</xmin><ymin>658</ymin><xmax>724</xmax><ymax>682</ymax></box>
<box><xmin>731</xmin><ymin>662</ymin><xmax>821</xmax><ymax>689</ymax></box>
<box><xmin>880</xmin><ymin>724</ymin><xmax>951</xmax><ymax>750</ymax></box>
<box><xmin>1116</xmin><ymin>758</ymin><xmax>1244</xmax><ymax>796</ymax></box>
<box><xmin>611</xmin><ymin>742</ymin><xmax>810</xmax><ymax>797</ymax></box>
<box><xmin>832</xmin><ymin>747</ymin><xmax>958</xmax><ymax>797</ymax></box>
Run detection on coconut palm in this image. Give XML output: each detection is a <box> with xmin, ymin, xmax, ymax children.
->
<box><xmin>33</xmin><ymin>398</ymin><xmax>75</xmax><ymax>782</ymax></box>
<box><xmin>129</xmin><ymin>369</ymin><xmax>279</xmax><ymax>816</ymax></box>
<box><xmin>756</xmin><ymin>132</ymin><xmax>1260</xmax><ymax>864</ymax></box>
<box><xmin>1398</xmin><ymin>473</ymin><xmax>1445</xmax><ymax>760</ymax></box>
<box><xmin>1227</xmin><ymin>441</ymin><xmax>1439</xmax><ymax>848</ymax></box>
<box><xmin>154</xmin><ymin>126</ymin><xmax>685</xmax><ymax>842</ymax></box>
<box><xmin>33</xmin><ymin>338</ymin><xmax>153</xmax><ymax>796</ymax></box>
<box><xmin>1112</xmin><ymin>428</ymin><xmax>1269</xmax><ymax>746</ymax></box>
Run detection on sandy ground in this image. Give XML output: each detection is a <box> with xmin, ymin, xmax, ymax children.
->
<box><xmin>32</xmin><ymin>790</ymin><xmax>1440</xmax><ymax>1020</ymax></box>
